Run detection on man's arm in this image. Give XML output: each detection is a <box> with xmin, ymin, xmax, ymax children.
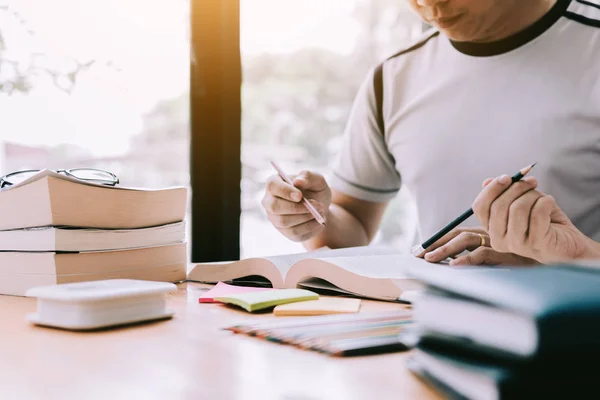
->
<box><xmin>304</xmin><ymin>189</ymin><xmax>388</xmax><ymax>251</ymax></box>
<box><xmin>262</xmin><ymin>170</ymin><xmax>388</xmax><ymax>250</ymax></box>
<box><xmin>262</xmin><ymin>65</ymin><xmax>399</xmax><ymax>249</ymax></box>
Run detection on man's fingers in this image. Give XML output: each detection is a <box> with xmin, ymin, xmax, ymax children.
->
<box><xmin>528</xmin><ymin>195</ymin><xmax>555</xmax><ymax>246</ymax></box>
<box><xmin>449</xmin><ymin>247</ymin><xmax>539</xmax><ymax>266</ymax></box>
<box><xmin>482</xmin><ymin>177</ymin><xmax>494</xmax><ymax>188</ymax></box>
<box><xmin>487</xmin><ymin>177</ymin><xmax>538</xmax><ymax>250</ymax></box>
<box><xmin>448</xmin><ymin>247</ymin><xmax>489</xmax><ymax>266</ymax></box>
<box><xmin>449</xmin><ymin>247</ymin><xmax>501</xmax><ymax>266</ymax></box>
<box><xmin>263</xmin><ymin>169</ymin><xmax>329</xmax><ymax>242</ymax></box>
<box><xmin>266</xmin><ymin>201</ymin><xmax>327</xmax><ymax>228</ymax></box>
<box><xmin>473</xmin><ymin>175</ymin><xmax>537</xmax><ymax>231</ymax></box>
<box><xmin>473</xmin><ymin>174</ymin><xmax>512</xmax><ymax>230</ymax></box>
<box><xmin>262</xmin><ymin>196</ymin><xmax>325</xmax><ymax>215</ymax></box>
<box><xmin>267</xmin><ymin>212</ymin><xmax>318</xmax><ymax>229</ymax></box>
<box><xmin>506</xmin><ymin>190</ymin><xmax>544</xmax><ymax>249</ymax></box>
<box><xmin>416</xmin><ymin>229</ymin><xmax>463</xmax><ymax>257</ymax></box>
<box><xmin>262</xmin><ymin>196</ymin><xmax>306</xmax><ymax>214</ymax></box>
<box><xmin>293</xmin><ymin>170</ymin><xmax>328</xmax><ymax>192</ymax></box>
<box><xmin>424</xmin><ymin>232</ymin><xmax>484</xmax><ymax>263</ymax></box>
<box><xmin>417</xmin><ymin>227</ymin><xmax>487</xmax><ymax>258</ymax></box>
<box><xmin>280</xmin><ymin>219</ymin><xmax>324</xmax><ymax>242</ymax></box>
<box><xmin>266</xmin><ymin>175</ymin><xmax>303</xmax><ymax>201</ymax></box>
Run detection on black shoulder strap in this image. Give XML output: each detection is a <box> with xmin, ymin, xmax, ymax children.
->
<box><xmin>373</xmin><ymin>63</ymin><xmax>385</xmax><ymax>136</ymax></box>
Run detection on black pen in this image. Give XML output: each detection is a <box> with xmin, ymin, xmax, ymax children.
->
<box><xmin>411</xmin><ymin>162</ymin><xmax>537</xmax><ymax>257</ymax></box>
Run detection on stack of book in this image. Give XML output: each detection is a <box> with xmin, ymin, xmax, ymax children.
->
<box><xmin>405</xmin><ymin>264</ymin><xmax>600</xmax><ymax>399</ymax></box>
<box><xmin>0</xmin><ymin>170</ymin><xmax>188</xmax><ymax>296</ymax></box>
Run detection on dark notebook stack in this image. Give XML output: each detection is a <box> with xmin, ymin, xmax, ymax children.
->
<box><xmin>404</xmin><ymin>264</ymin><xmax>600</xmax><ymax>400</ymax></box>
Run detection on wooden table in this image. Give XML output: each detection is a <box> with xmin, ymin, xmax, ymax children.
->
<box><xmin>0</xmin><ymin>282</ymin><xmax>442</xmax><ymax>400</ymax></box>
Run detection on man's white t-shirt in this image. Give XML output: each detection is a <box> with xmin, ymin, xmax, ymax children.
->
<box><xmin>330</xmin><ymin>0</ymin><xmax>600</xmax><ymax>244</ymax></box>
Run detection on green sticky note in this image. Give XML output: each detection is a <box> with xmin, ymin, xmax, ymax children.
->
<box><xmin>215</xmin><ymin>289</ymin><xmax>319</xmax><ymax>312</ymax></box>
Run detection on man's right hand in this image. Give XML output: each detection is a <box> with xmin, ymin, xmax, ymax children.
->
<box><xmin>262</xmin><ymin>170</ymin><xmax>331</xmax><ymax>242</ymax></box>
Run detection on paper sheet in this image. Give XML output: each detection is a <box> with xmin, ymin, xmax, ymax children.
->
<box><xmin>265</xmin><ymin>245</ymin><xmax>401</xmax><ymax>278</ymax></box>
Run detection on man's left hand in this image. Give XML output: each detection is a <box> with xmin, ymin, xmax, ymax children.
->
<box><xmin>420</xmin><ymin>226</ymin><xmax>538</xmax><ymax>266</ymax></box>
<box><xmin>472</xmin><ymin>174</ymin><xmax>600</xmax><ymax>264</ymax></box>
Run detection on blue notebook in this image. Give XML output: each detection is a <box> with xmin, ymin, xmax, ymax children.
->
<box><xmin>406</xmin><ymin>264</ymin><xmax>600</xmax><ymax>363</ymax></box>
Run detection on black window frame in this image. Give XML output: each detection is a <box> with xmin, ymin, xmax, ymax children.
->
<box><xmin>190</xmin><ymin>0</ymin><xmax>241</xmax><ymax>262</ymax></box>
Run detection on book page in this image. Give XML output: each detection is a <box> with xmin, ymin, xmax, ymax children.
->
<box><xmin>314</xmin><ymin>254</ymin><xmax>440</xmax><ymax>279</ymax></box>
<box><xmin>264</xmin><ymin>246</ymin><xmax>400</xmax><ymax>278</ymax></box>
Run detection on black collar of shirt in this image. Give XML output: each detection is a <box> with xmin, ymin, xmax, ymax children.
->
<box><xmin>450</xmin><ymin>0</ymin><xmax>572</xmax><ymax>57</ymax></box>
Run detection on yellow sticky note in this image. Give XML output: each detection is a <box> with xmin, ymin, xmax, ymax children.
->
<box><xmin>215</xmin><ymin>289</ymin><xmax>318</xmax><ymax>312</ymax></box>
<box><xmin>273</xmin><ymin>297</ymin><xmax>361</xmax><ymax>316</ymax></box>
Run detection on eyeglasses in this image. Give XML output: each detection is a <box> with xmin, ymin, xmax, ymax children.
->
<box><xmin>0</xmin><ymin>168</ymin><xmax>119</xmax><ymax>189</ymax></box>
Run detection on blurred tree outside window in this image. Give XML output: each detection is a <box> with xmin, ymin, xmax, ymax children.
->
<box><xmin>0</xmin><ymin>0</ymin><xmax>189</xmax><ymax>184</ymax></box>
<box><xmin>240</xmin><ymin>0</ymin><xmax>422</xmax><ymax>257</ymax></box>
<box><xmin>2</xmin><ymin>0</ymin><xmax>424</xmax><ymax>260</ymax></box>
<box><xmin>0</xmin><ymin>0</ymin><xmax>191</xmax><ymax>248</ymax></box>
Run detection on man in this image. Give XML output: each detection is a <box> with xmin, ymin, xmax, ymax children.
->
<box><xmin>261</xmin><ymin>0</ymin><xmax>600</xmax><ymax>265</ymax></box>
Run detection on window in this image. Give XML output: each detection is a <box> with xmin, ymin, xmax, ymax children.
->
<box><xmin>240</xmin><ymin>0</ymin><xmax>422</xmax><ymax>257</ymax></box>
<box><xmin>0</xmin><ymin>0</ymin><xmax>189</xmax><ymax>195</ymax></box>
<box><xmin>4</xmin><ymin>0</ymin><xmax>424</xmax><ymax>261</ymax></box>
<box><xmin>1</xmin><ymin>0</ymin><xmax>191</xmax><ymax>255</ymax></box>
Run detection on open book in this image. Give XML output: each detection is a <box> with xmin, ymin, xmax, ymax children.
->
<box><xmin>187</xmin><ymin>246</ymin><xmax>443</xmax><ymax>302</ymax></box>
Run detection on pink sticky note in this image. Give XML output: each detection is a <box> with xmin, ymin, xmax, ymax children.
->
<box><xmin>198</xmin><ymin>282</ymin><xmax>273</xmax><ymax>303</ymax></box>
